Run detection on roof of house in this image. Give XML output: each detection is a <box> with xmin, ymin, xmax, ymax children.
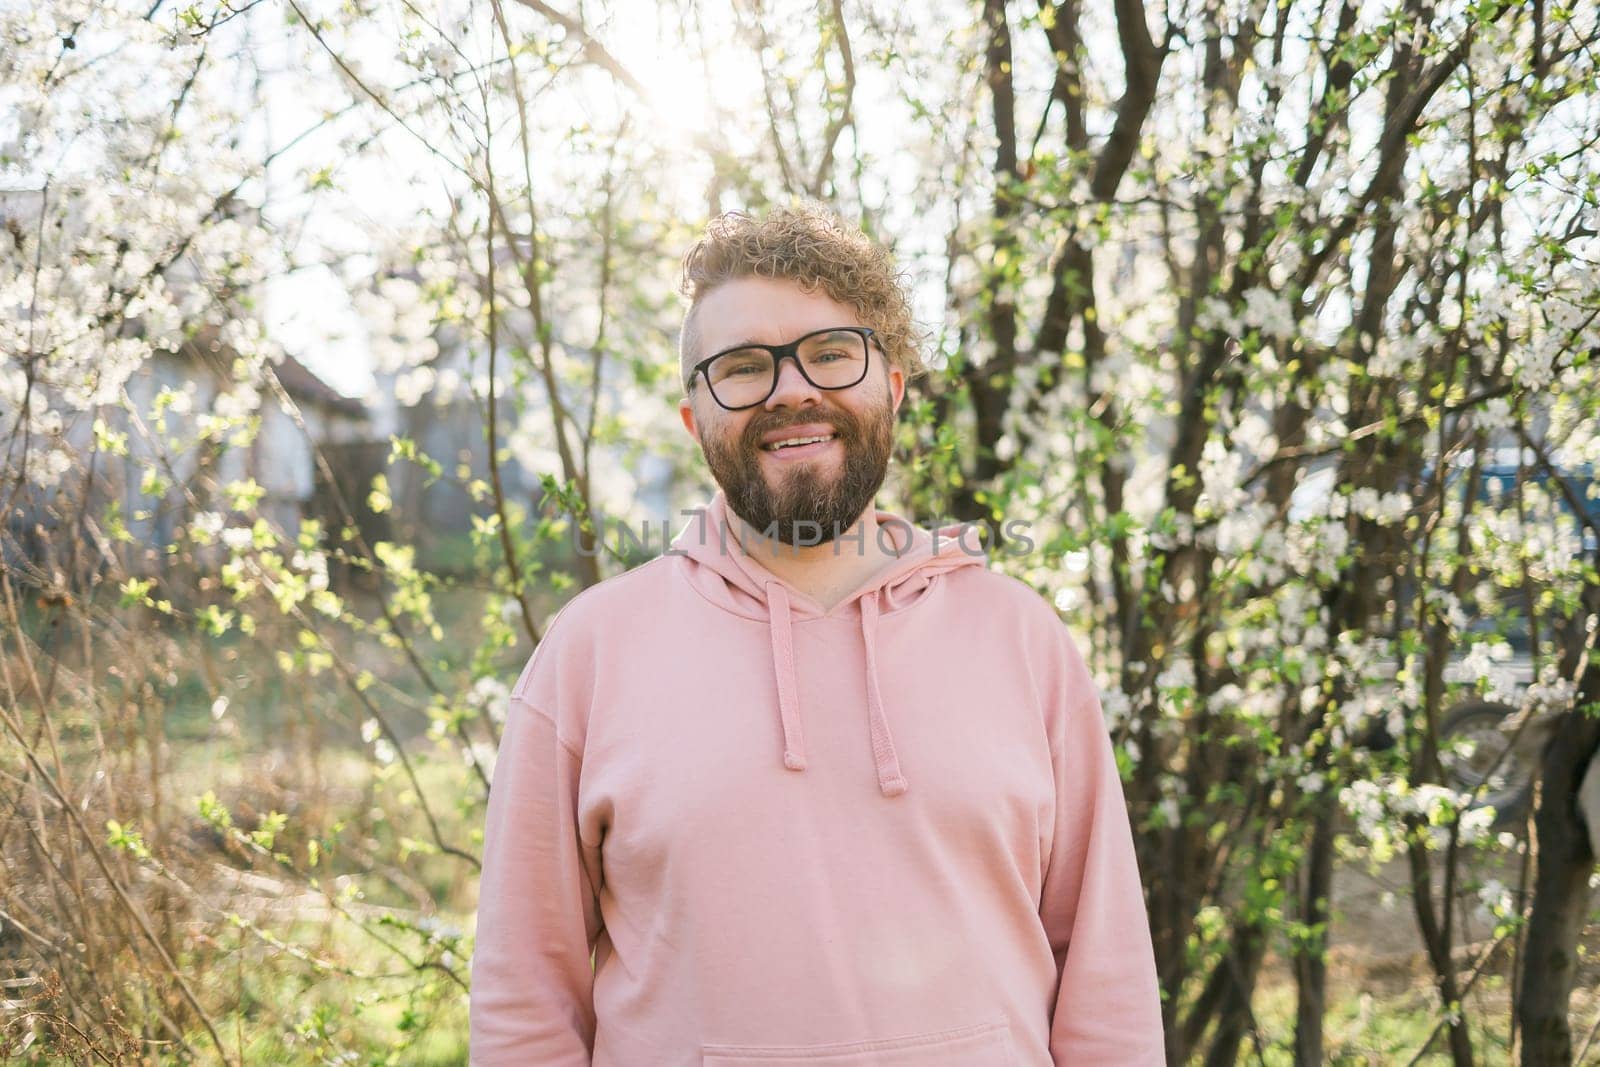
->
<box><xmin>273</xmin><ymin>354</ymin><xmax>365</xmax><ymax>417</ymax></box>
<box><xmin>176</xmin><ymin>327</ymin><xmax>365</xmax><ymax>418</ymax></box>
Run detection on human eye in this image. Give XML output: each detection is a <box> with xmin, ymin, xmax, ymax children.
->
<box><xmin>713</xmin><ymin>351</ymin><xmax>769</xmax><ymax>380</ymax></box>
<box><xmin>803</xmin><ymin>333</ymin><xmax>862</xmax><ymax>362</ymax></box>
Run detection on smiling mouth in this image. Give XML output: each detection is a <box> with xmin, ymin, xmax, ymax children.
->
<box><xmin>760</xmin><ymin>433</ymin><xmax>838</xmax><ymax>452</ymax></box>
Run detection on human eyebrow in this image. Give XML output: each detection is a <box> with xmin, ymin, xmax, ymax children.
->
<box><xmin>709</xmin><ymin>327</ymin><xmax>864</xmax><ymax>355</ymax></box>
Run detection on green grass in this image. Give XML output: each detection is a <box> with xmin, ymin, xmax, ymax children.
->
<box><xmin>1246</xmin><ymin>971</ymin><xmax>1515</xmax><ymax>1065</ymax></box>
<box><xmin>153</xmin><ymin>720</ymin><xmax>480</xmax><ymax>1064</ymax></box>
<box><xmin>17</xmin><ymin>582</ymin><xmax>505</xmax><ymax>1064</ymax></box>
<box><xmin>27</xmin><ymin>583</ymin><xmax>1597</xmax><ymax>1065</ymax></box>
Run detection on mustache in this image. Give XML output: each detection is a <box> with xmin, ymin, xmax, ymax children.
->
<box><xmin>742</xmin><ymin>412</ymin><xmax>855</xmax><ymax>448</ymax></box>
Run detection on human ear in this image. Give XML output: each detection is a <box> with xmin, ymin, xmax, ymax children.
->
<box><xmin>679</xmin><ymin>395</ymin><xmax>702</xmax><ymax>444</ymax></box>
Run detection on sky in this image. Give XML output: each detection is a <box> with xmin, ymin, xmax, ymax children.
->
<box><xmin>256</xmin><ymin>2</ymin><xmax>768</xmax><ymax>399</ymax></box>
<box><xmin>250</xmin><ymin>0</ymin><xmax>965</xmax><ymax>401</ymax></box>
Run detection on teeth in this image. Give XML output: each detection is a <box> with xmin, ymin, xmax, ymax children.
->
<box><xmin>765</xmin><ymin>434</ymin><xmax>834</xmax><ymax>451</ymax></box>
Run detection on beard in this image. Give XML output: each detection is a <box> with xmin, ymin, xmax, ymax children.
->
<box><xmin>701</xmin><ymin>396</ymin><xmax>895</xmax><ymax>547</ymax></box>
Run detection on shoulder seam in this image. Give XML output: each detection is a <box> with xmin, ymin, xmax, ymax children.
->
<box><xmin>508</xmin><ymin>694</ymin><xmax>584</xmax><ymax>762</ymax></box>
<box><xmin>552</xmin><ymin>550</ymin><xmax>679</xmax><ymax>604</ymax></box>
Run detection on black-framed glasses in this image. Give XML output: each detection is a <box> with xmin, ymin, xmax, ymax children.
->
<box><xmin>689</xmin><ymin>326</ymin><xmax>877</xmax><ymax>411</ymax></box>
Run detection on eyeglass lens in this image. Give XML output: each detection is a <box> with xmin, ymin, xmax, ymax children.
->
<box><xmin>706</xmin><ymin>330</ymin><xmax>869</xmax><ymax>408</ymax></box>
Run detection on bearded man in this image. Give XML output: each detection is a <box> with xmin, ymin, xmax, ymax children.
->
<box><xmin>470</xmin><ymin>205</ymin><xmax>1164</xmax><ymax>1065</ymax></box>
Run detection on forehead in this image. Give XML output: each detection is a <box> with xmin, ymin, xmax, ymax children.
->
<box><xmin>693</xmin><ymin>276</ymin><xmax>864</xmax><ymax>355</ymax></box>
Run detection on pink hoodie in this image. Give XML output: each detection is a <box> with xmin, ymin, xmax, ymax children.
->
<box><xmin>470</xmin><ymin>491</ymin><xmax>1163</xmax><ymax>1064</ymax></box>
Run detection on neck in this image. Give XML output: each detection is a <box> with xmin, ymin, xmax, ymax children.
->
<box><xmin>727</xmin><ymin>507</ymin><xmax>896</xmax><ymax>611</ymax></box>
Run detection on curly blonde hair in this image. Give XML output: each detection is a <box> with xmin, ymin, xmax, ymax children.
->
<box><xmin>678</xmin><ymin>204</ymin><xmax>925</xmax><ymax>395</ymax></box>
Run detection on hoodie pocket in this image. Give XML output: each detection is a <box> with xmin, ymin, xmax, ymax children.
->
<box><xmin>701</xmin><ymin>1018</ymin><xmax>1016</xmax><ymax>1065</ymax></box>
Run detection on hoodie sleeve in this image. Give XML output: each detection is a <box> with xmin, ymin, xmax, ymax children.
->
<box><xmin>470</xmin><ymin>695</ymin><xmax>604</xmax><ymax>1066</ymax></box>
<box><xmin>1039</xmin><ymin>623</ymin><xmax>1165</xmax><ymax>1064</ymax></box>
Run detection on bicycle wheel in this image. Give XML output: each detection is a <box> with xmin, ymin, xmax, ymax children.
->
<box><xmin>1438</xmin><ymin>700</ymin><xmax>1534</xmax><ymax>829</ymax></box>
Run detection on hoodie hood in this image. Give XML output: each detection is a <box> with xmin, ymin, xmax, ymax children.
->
<box><xmin>668</xmin><ymin>490</ymin><xmax>988</xmax><ymax>797</ymax></box>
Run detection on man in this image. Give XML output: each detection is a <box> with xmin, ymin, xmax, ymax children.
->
<box><xmin>470</xmin><ymin>205</ymin><xmax>1164</xmax><ymax>1064</ymax></box>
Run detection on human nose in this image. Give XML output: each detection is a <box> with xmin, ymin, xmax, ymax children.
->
<box><xmin>763</xmin><ymin>352</ymin><xmax>821</xmax><ymax>408</ymax></box>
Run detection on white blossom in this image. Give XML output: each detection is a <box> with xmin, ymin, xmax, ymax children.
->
<box><xmin>394</xmin><ymin>366</ymin><xmax>438</xmax><ymax>407</ymax></box>
<box><xmin>1476</xmin><ymin>878</ymin><xmax>1514</xmax><ymax>922</ymax></box>
<box><xmin>221</xmin><ymin>527</ymin><xmax>255</xmax><ymax>552</ymax></box>
<box><xmin>191</xmin><ymin>511</ymin><xmax>225</xmax><ymax>542</ymax></box>
<box><xmin>469</xmin><ymin>676</ymin><xmax>512</xmax><ymax>725</ymax></box>
<box><xmin>28</xmin><ymin>448</ymin><xmax>72</xmax><ymax>489</ymax></box>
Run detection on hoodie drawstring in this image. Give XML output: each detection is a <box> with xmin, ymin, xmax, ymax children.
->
<box><xmin>763</xmin><ymin>579</ymin><xmax>907</xmax><ymax>798</ymax></box>
<box><xmin>764</xmin><ymin>581</ymin><xmax>808</xmax><ymax>772</ymax></box>
<box><xmin>860</xmin><ymin>590</ymin><xmax>909</xmax><ymax>797</ymax></box>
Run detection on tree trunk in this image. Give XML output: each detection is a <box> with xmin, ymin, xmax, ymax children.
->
<box><xmin>1293</xmin><ymin>795</ymin><xmax>1334</xmax><ymax>1065</ymax></box>
<box><xmin>1408</xmin><ymin>834</ymin><xmax>1478</xmax><ymax>1066</ymax></box>
<box><xmin>1515</xmin><ymin>583</ymin><xmax>1600</xmax><ymax>1064</ymax></box>
<box><xmin>1201</xmin><ymin>921</ymin><xmax>1266</xmax><ymax>1067</ymax></box>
